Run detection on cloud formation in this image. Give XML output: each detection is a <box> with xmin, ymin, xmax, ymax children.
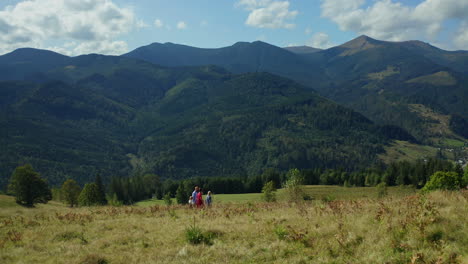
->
<box><xmin>307</xmin><ymin>32</ymin><xmax>334</xmax><ymax>49</ymax></box>
<box><xmin>238</xmin><ymin>0</ymin><xmax>298</xmax><ymax>29</ymax></box>
<box><xmin>177</xmin><ymin>21</ymin><xmax>187</xmax><ymax>30</ymax></box>
<box><xmin>321</xmin><ymin>0</ymin><xmax>468</xmax><ymax>49</ymax></box>
<box><xmin>0</xmin><ymin>0</ymin><xmax>135</xmax><ymax>55</ymax></box>
<box><xmin>154</xmin><ymin>19</ymin><xmax>164</xmax><ymax>28</ymax></box>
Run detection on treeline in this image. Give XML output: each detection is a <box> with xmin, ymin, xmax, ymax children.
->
<box><xmin>108</xmin><ymin>158</ymin><xmax>463</xmax><ymax>204</ymax></box>
<box><xmin>108</xmin><ymin>169</ymin><xmax>282</xmax><ymax>205</ymax></box>
<box><xmin>6</xmin><ymin>158</ymin><xmax>465</xmax><ymax>207</ymax></box>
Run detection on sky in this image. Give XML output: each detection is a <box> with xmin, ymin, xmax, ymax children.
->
<box><xmin>1</xmin><ymin>0</ymin><xmax>468</xmax><ymax>56</ymax></box>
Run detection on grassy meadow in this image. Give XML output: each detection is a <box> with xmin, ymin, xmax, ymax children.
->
<box><xmin>0</xmin><ymin>187</ymin><xmax>467</xmax><ymax>264</ymax></box>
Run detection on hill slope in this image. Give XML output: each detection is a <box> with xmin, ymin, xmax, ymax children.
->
<box><xmin>0</xmin><ymin>54</ymin><xmax>394</xmax><ymax>187</ymax></box>
<box><xmin>123</xmin><ymin>36</ymin><xmax>468</xmax><ymax>145</ymax></box>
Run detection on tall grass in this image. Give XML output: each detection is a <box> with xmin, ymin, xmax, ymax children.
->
<box><xmin>0</xmin><ymin>190</ymin><xmax>466</xmax><ymax>263</ymax></box>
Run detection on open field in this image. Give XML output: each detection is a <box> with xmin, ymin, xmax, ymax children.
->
<box><xmin>380</xmin><ymin>140</ymin><xmax>439</xmax><ymax>164</ymax></box>
<box><xmin>1</xmin><ymin>187</ymin><xmax>467</xmax><ymax>264</ymax></box>
<box><xmin>136</xmin><ymin>185</ymin><xmax>417</xmax><ymax>206</ymax></box>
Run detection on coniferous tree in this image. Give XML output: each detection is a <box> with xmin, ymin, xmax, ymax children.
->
<box><xmin>176</xmin><ymin>184</ymin><xmax>187</xmax><ymax>204</ymax></box>
<box><xmin>95</xmin><ymin>174</ymin><xmax>107</xmax><ymax>205</ymax></box>
<box><xmin>78</xmin><ymin>183</ymin><xmax>101</xmax><ymax>206</ymax></box>
<box><xmin>8</xmin><ymin>164</ymin><xmax>51</xmax><ymax>207</ymax></box>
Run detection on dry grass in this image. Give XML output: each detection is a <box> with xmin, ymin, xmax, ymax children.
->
<box><xmin>0</xmin><ymin>191</ymin><xmax>467</xmax><ymax>264</ymax></box>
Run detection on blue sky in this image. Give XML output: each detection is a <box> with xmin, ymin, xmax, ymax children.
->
<box><xmin>1</xmin><ymin>0</ymin><xmax>467</xmax><ymax>55</ymax></box>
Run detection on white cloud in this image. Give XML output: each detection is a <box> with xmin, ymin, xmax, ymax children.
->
<box><xmin>0</xmin><ymin>0</ymin><xmax>136</xmax><ymax>55</ymax></box>
<box><xmin>305</xmin><ymin>27</ymin><xmax>312</xmax><ymax>35</ymax></box>
<box><xmin>237</xmin><ymin>0</ymin><xmax>298</xmax><ymax>29</ymax></box>
<box><xmin>137</xmin><ymin>20</ymin><xmax>149</xmax><ymax>29</ymax></box>
<box><xmin>177</xmin><ymin>21</ymin><xmax>187</xmax><ymax>30</ymax></box>
<box><xmin>320</xmin><ymin>0</ymin><xmax>468</xmax><ymax>50</ymax></box>
<box><xmin>154</xmin><ymin>19</ymin><xmax>164</xmax><ymax>28</ymax></box>
<box><xmin>307</xmin><ymin>32</ymin><xmax>334</xmax><ymax>49</ymax></box>
<box><xmin>454</xmin><ymin>21</ymin><xmax>468</xmax><ymax>50</ymax></box>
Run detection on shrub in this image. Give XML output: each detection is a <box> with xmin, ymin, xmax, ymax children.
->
<box><xmin>163</xmin><ymin>193</ymin><xmax>172</xmax><ymax>206</ymax></box>
<box><xmin>274</xmin><ymin>225</ymin><xmax>288</xmax><ymax>240</ymax></box>
<box><xmin>175</xmin><ymin>184</ymin><xmax>187</xmax><ymax>205</ymax></box>
<box><xmin>426</xmin><ymin>230</ymin><xmax>443</xmax><ymax>243</ymax></box>
<box><xmin>422</xmin><ymin>171</ymin><xmax>463</xmax><ymax>192</ymax></box>
<box><xmin>262</xmin><ymin>181</ymin><xmax>277</xmax><ymax>202</ymax></box>
<box><xmin>185</xmin><ymin>219</ymin><xmax>217</xmax><ymax>245</ymax></box>
<box><xmin>463</xmin><ymin>169</ymin><xmax>468</xmax><ymax>188</ymax></box>
<box><xmin>321</xmin><ymin>195</ymin><xmax>336</xmax><ymax>203</ymax></box>
<box><xmin>376</xmin><ymin>182</ymin><xmax>388</xmax><ymax>198</ymax></box>
<box><xmin>283</xmin><ymin>168</ymin><xmax>305</xmax><ymax>202</ymax></box>
<box><xmin>107</xmin><ymin>193</ymin><xmax>123</xmax><ymax>206</ymax></box>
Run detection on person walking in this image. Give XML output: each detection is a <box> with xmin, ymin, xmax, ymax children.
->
<box><xmin>196</xmin><ymin>189</ymin><xmax>204</xmax><ymax>208</ymax></box>
<box><xmin>205</xmin><ymin>191</ymin><xmax>212</xmax><ymax>207</ymax></box>
<box><xmin>192</xmin><ymin>186</ymin><xmax>199</xmax><ymax>205</ymax></box>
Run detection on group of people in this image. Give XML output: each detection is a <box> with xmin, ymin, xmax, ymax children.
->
<box><xmin>189</xmin><ymin>186</ymin><xmax>212</xmax><ymax>208</ymax></box>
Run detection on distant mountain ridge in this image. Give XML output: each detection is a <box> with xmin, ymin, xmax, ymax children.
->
<box><xmin>0</xmin><ymin>35</ymin><xmax>466</xmax><ymax>187</ymax></box>
<box><xmin>0</xmin><ymin>52</ymin><xmax>401</xmax><ymax>188</ymax></box>
<box><xmin>122</xmin><ymin>35</ymin><xmax>468</xmax><ymax>143</ymax></box>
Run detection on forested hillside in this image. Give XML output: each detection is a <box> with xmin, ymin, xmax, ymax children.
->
<box><xmin>0</xmin><ymin>53</ymin><xmax>396</xmax><ymax>188</ymax></box>
<box><xmin>124</xmin><ymin>36</ymin><xmax>468</xmax><ymax>145</ymax></box>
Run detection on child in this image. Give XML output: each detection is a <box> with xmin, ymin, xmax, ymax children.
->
<box><xmin>188</xmin><ymin>196</ymin><xmax>194</xmax><ymax>207</ymax></box>
<box><xmin>205</xmin><ymin>191</ymin><xmax>212</xmax><ymax>206</ymax></box>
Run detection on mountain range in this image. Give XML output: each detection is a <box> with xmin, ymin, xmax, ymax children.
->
<box><xmin>0</xmin><ymin>35</ymin><xmax>466</xmax><ymax>187</ymax></box>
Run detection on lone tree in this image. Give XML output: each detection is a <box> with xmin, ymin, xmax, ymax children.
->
<box><xmin>262</xmin><ymin>181</ymin><xmax>277</xmax><ymax>202</ymax></box>
<box><xmin>78</xmin><ymin>183</ymin><xmax>101</xmax><ymax>206</ymax></box>
<box><xmin>8</xmin><ymin>164</ymin><xmax>51</xmax><ymax>207</ymax></box>
<box><xmin>61</xmin><ymin>179</ymin><xmax>81</xmax><ymax>207</ymax></box>
<box><xmin>283</xmin><ymin>168</ymin><xmax>305</xmax><ymax>202</ymax></box>
<box><xmin>176</xmin><ymin>183</ymin><xmax>187</xmax><ymax>205</ymax></box>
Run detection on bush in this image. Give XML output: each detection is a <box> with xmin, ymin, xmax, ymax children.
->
<box><xmin>274</xmin><ymin>225</ymin><xmax>288</xmax><ymax>240</ymax></box>
<box><xmin>463</xmin><ymin>169</ymin><xmax>468</xmax><ymax>188</ymax></box>
<box><xmin>185</xmin><ymin>219</ymin><xmax>217</xmax><ymax>245</ymax></box>
<box><xmin>107</xmin><ymin>193</ymin><xmax>123</xmax><ymax>206</ymax></box>
<box><xmin>376</xmin><ymin>182</ymin><xmax>388</xmax><ymax>198</ymax></box>
<box><xmin>8</xmin><ymin>164</ymin><xmax>51</xmax><ymax>207</ymax></box>
<box><xmin>262</xmin><ymin>181</ymin><xmax>277</xmax><ymax>202</ymax></box>
<box><xmin>422</xmin><ymin>171</ymin><xmax>463</xmax><ymax>192</ymax></box>
<box><xmin>175</xmin><ymin>184</ymin><xmax>187</xmax><ymax>205</ymax></box>
<box><xmin>163</xmin><ymin>193</ymin><xmax>172</xmax><ymax>206</ymax></box>
<box><xmin>283</xmin><ymin>168</ymin><xmax>305</xmax><ymax>202</ymax></box>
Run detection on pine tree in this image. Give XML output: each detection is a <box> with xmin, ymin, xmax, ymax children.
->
<box><xmin>176</xmin><ymin>184</ymin><xmax>187</xmax><ymax>204</ymax></box>
<box><xmin>78</xmin><ymin>183</ymin><xmax>101</xmax><ymax>206</ymax></box>
<box><xmin>95</xmin><ymin>174</ymin><xmax>107</xmax><ymax>205</ymax></box>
